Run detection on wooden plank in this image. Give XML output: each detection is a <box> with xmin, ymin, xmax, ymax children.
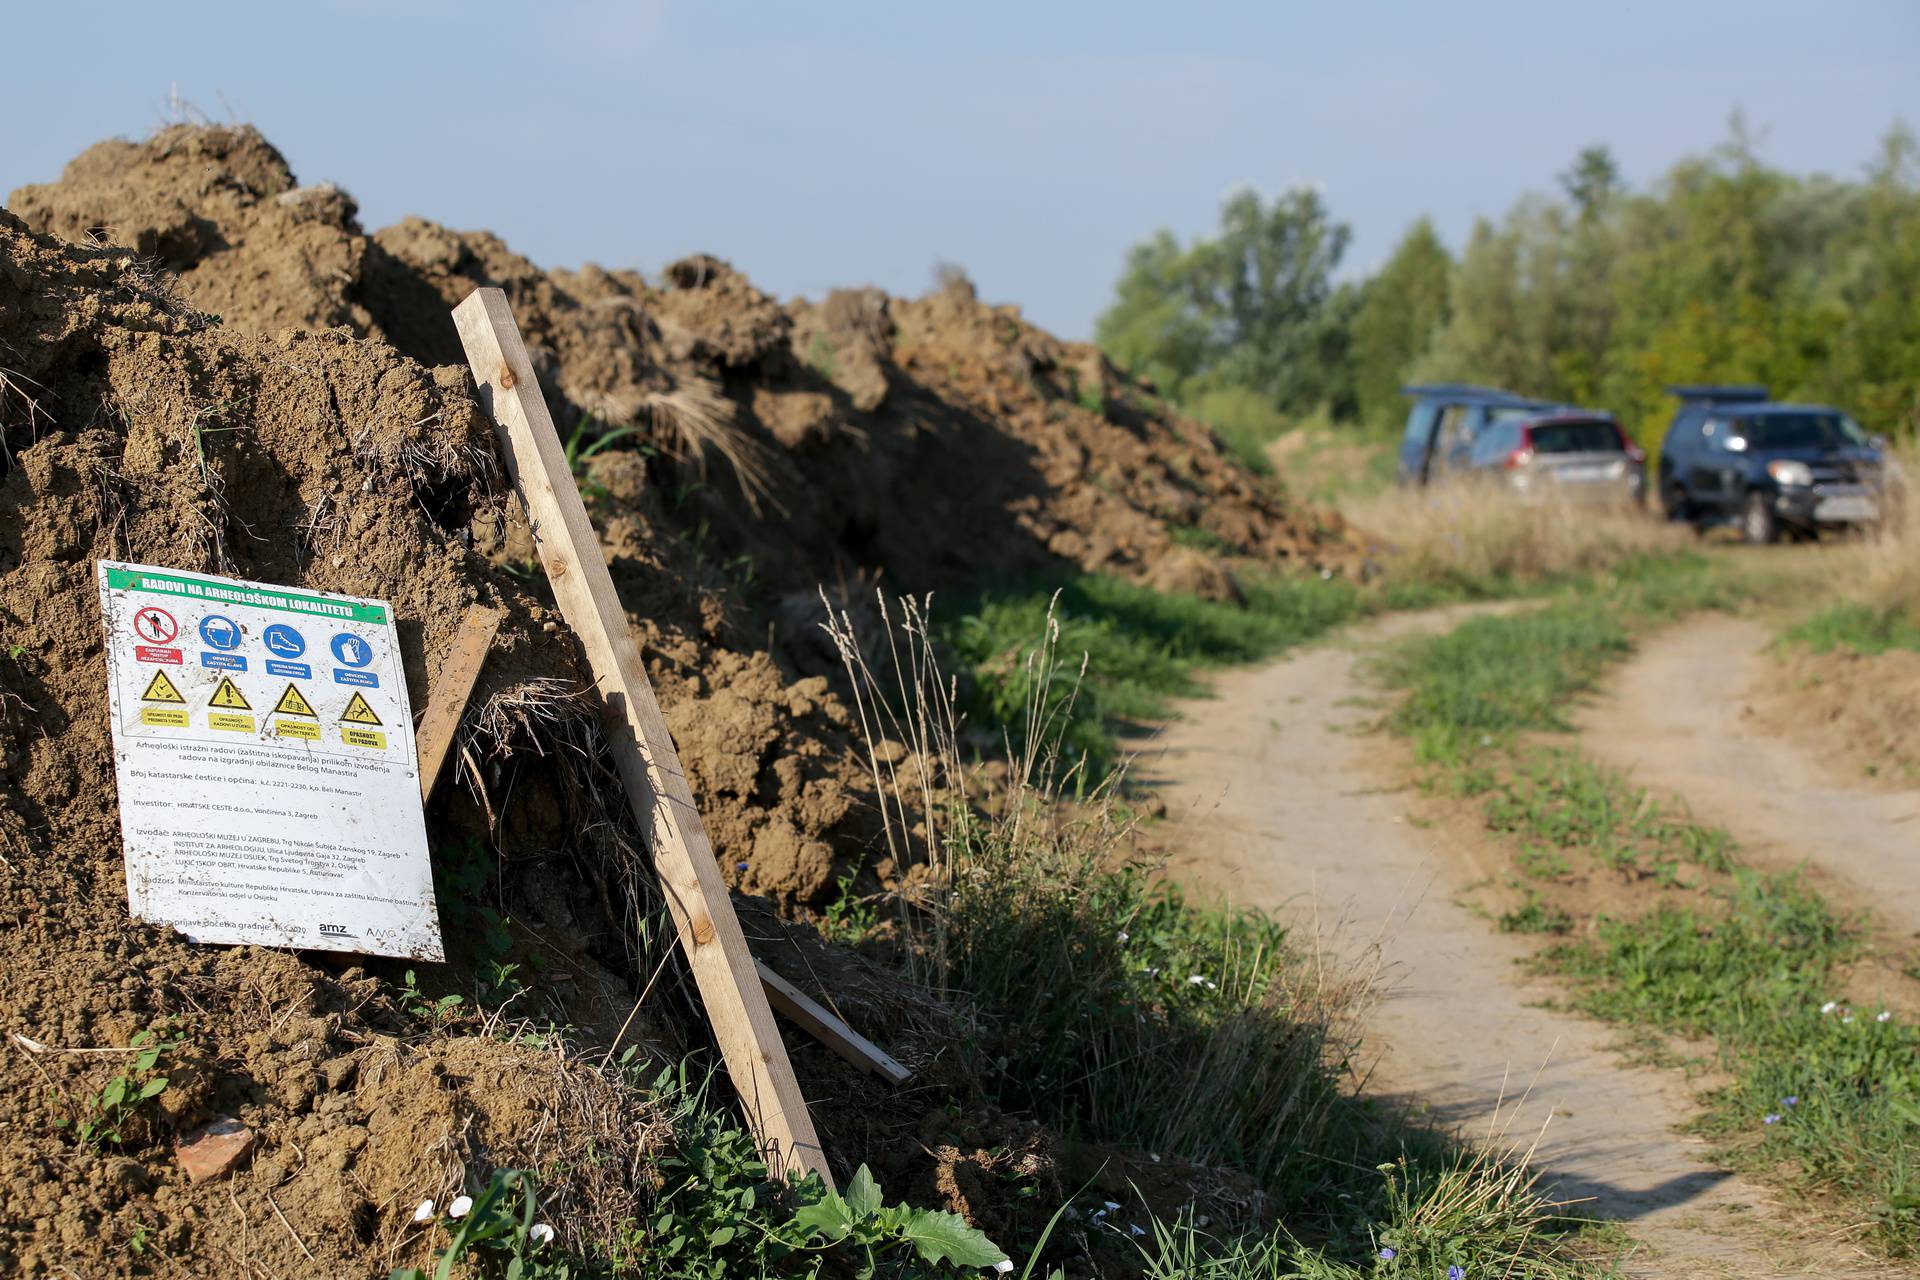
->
<box><xmin>756</xmin><ymin>961</ymin><xmax>913</xmax><ymax>1087</ymax></box>
<box><xmin>452</xmin><ymin>288</ymin><xmax>830</xmax><ymax>1185</ymax></box>
<box><xmin>416</xmin><ymin>604</ymin><xmax>504</xmax><ymax>804</ymax></box>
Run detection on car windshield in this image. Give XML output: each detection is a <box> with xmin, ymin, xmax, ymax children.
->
<box><xmin>1737</xmin><ymin>413</ymin><xmax>1868</xmax><ymax>451</ymax></box>
<box><xmin>1528</xmin><ymin>420</ymin><xmax>1621</xmax><ymax>454</ymax></box>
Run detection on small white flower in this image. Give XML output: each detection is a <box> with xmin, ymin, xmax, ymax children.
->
<box><xmin>993</xmin><ymin>1262</ymin><xmax>1014</xmax><ymax>1274</ymax></box>
<box><xmin>1842</xmin><ymin>1014</ymin><xmax>1855</xmax><ymax>1024</ymax></box>
<box><xmin>1821</xmin><ymin>1000</ymin><xmax>1839</xmax><ymax>1014</ymax></box>
<box><xmin>412</xmin><ymin>1199</ymin><xmax>435</xmax><ymax>1223</ymax></box>
<box><xmin>448</xmin><ymin>1195</ymin><xmax>474</xmax><ymax>1220</ymax></box>
<box><xmin>1878</xmin><ymin>1010</ymin><xmax>1893</xmax><ymax>1023</ymax></box>
<box><xmin>1206</xmin><ymin>980</ymin><xmax>1217</xmax><ymax>990</ymax></box>
<box><xmin>1116</xmin><ymin>931</ymin><xmax>1129</xmax><ymax>943</ymax></box>
<box><xmin>1188</xmin><ymin>974</ymin><xmax>1207</xmax><ymax>986</ymax></box>
<box><xmin>1149</xmin><ymin>1153</ymin><xmax>1161</xmax><ymax>1164</ymax></box>
<box><xmin>529</xmin><ymin>1223</ymin><xmax>554</xmax><ymax>1247</ymax></box>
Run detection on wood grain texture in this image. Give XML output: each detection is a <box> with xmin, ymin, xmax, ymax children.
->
<box><xmin>415</xmin><ymin>604</ymin><xmax>503</xmax><ymax>804</ymax></box>
<box><xmin>756</xmin><ymin>961</ymin><xmax>912</xmax><ymax>1087</ymax></box>
<box><xmin>452</xmin><ymin>288</ymin><xmax>830</xmax><ymax>1184</ymax></box>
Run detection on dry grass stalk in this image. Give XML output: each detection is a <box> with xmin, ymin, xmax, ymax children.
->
<box><xmin>1342</xmin><ymin>483</ymin><xmax>1691</xmax><ymax>587</ymax></box>
<box><xmin>642</xmin><ymin>379</ymin><xmax>785</xmax><ymax>515</ymax></box>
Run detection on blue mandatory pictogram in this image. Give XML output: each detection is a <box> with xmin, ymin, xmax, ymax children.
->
<box><xmin>263</xmin><ymin>623</ymin><xmax>306</xmax><ymax>659</ymax></box>
<box><xmin>330</xmin><ymin>632</ymin><xmax>374</xmax><ymax>668</ymax></box>
<box><xmin>198</xmin><ymin>614</ymin><xmax>243</xmax><ymax>651</ymax></box>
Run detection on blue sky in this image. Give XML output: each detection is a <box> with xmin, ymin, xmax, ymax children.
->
<box><xmin>4</xmin><ymin>2</ymin><xmax>1916</xmax><ymax>339</ymax></box>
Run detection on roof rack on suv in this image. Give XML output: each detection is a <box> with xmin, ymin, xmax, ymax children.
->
<box><xmin>1401</xmin><ymin>383</ymin><xmax>1548</xmax><ymax>408</ymax></box>
<box><xmin>1665</xmin><ymin>385</ymin><xmax>1770</xmax><ymax>404</ymax></box>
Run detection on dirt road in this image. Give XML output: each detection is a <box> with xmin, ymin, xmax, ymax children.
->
<box><xmin>1578</xmin><ymin>615</ymin><xmax>1920</xmax><ymax>936</ymax></box>
<box><xmin>1129</xmin><ymin>608</ymin><xmax>1899</xmax><ymax>1278</ymax></box>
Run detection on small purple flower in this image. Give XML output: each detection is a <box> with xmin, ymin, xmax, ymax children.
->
<box><xmin>1378</xmin><ymin>1247</ymin><xmax>1397</xmax><ymax>1261</ymax></box>
<box><xmin>1449</xmin><ymin>1268</ymin><xmax>1468</xmax><ymax>1280</ymax></box>
<box><xmin>735</xmin><ymin>862</ymin><xmax>749</xmax><ymax>872</ymax></box>
<box><xmin>1763</xmin><ymin>1113</ymin><xmax>1781</xmax><ymax>1125</ymax></box>
<box><xmin>1782</xmin><ymin>1096</ymin><xmax>1798</xmax><ymax>1108</ymax></box>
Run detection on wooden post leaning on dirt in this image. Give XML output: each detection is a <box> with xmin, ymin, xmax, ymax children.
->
<box><xmin>416</xmin><ymin>604</ymin><xmax>504</xmax><ymax>804</ymax></box>
<box><xmin>755</xmin><ymin>961</ymin><xmax>913</xmax><ymax>1087</ymax></box>
<box><xmin>451</xmin><ymin>288</ymin><xmax>832</xmax><ymax>1186</ymax></box>
<box><xmin>407</xmin><ymin>601</ymin><xmax>909</xmax><ymax>1087</ymax></box>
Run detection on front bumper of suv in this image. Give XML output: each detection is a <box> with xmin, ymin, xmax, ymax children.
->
<box><xmin>1770</xmin><ymin>482</ymin><xmax>1880</xmax><ymax>526</ymax></box>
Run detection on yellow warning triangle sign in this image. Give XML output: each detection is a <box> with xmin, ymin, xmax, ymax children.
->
<box><xmin>272</xmin><ymin>683</ymin><xmax>318</xmax><ymax>717</ymax></box>
<box><xmin>208</xmin><ymin>676</ymin><xmax>252</xmax><ymax>710</ymax></box>
<box><xmin>339</xmin><ymin>691</ymin><xmax>383</xmax><ymax>726</ymax></box>
<box><xmin>140</xmin><ymin>669</ymin><xmax>185</xmax><ymax>704</ymax></box>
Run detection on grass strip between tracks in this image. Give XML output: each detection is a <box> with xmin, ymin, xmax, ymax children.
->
<box><xmin>1376</xmin><ymin>559</ymin><xmax>1920</xmax><ymax>1257</ymax></box>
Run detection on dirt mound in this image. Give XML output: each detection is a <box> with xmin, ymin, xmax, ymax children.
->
<box><xmin>0</xmin><ymin>214</ymin><xmax>933</xmax><ymax>1276</ymax></box>
<box><xmin>11</xmin><ymin>125</ymin><xmax>1362</xmax><ymax>622</ymax></box>
<box><xmin>1750</xmin><ymin>644</ymin><xmax>1920</xmax><ymax>787</ymax></box>
<box><xmin>0</xmin><ymin>126</ymin><xmax>1366</xmax><ymax>1272</ymax></box>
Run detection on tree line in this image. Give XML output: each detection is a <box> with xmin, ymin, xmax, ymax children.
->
<box><xmin>1096</xmin><ymin>121</ymin><xmax>1920</xmax><ymax>460</ymax></box>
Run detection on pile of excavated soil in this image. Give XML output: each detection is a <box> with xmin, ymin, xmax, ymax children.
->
<box><xmin>11</xmin><ymin>124</ymin><xmax>1362</xmax><ymax>629</ymax></box>
<box><xmin>1749</xmin><ymin>644</ymin><xmax>1920</xmax><ymax>787</ymax></box>
<box><xmin>10</xmin><ymin>123</ymin><xmax>1366</xmax><ymax>910</ymax></box>
<box><xmin>0</xmin><ymin>206</ymin><xmax>1263</xmax><ymax>1277</ymax></box>
<box><xmin>0</xmin><ymin>211</ymin><xmax>684</xmax><ymax>1276</ymax></box>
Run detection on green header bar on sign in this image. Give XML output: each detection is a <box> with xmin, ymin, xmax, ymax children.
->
<box><xmin>104</xmin><ymin>567</ymin><xmax>389</xmax><ymax>625</ymax></box>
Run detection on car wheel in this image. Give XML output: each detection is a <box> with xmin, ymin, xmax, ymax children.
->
<box><xmin>1742</xmin><ymin>491</ymin><xmax>1778</xmax><ymax>545</ymax></box>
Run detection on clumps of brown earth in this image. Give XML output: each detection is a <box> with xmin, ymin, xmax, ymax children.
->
<box><xmin>0</xmin><ymin>215</ymin><xmax>964</xmax><ymax>1277</ymax></box>
<box><xmin>10</xmin><ymin>124</ymin><xmax>1360</xmax><ymax>893</ymax></box>
<box><xmin>0</xmin><ymin>205</ymin><xmax>1267</xmax><ymax>1276</ymax></box>
<box><xmin>10</xmin><ymin>127</ymin><xmax>886</xmax><ymax>910</ymax></box>
<box><xmin>11</xmin><ymin>124</ymin><xmax>1361</xmax><ymax>619</ymax></box>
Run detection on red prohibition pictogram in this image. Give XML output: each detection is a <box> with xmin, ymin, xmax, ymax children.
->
<box><xmin>131</xmin><ymin>606</ymin><xmax>178</xmax><ymax>645</ymax></box>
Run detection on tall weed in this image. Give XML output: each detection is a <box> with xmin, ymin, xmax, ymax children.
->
<box><xmin>820</xmin><ymin>592</ymin><xmax>1610</xmax><ymax>1274</ymax></box>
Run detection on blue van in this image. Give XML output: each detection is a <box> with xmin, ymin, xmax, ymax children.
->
<box><xmin>1396</xmin><ymin>384</ymin><xmax>1552</xmax><ymax>486</ymax></box>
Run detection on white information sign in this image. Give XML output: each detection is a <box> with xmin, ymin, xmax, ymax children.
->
<box><xmin>96</xmin><ymin>560</ymin><xmax>443</xmax><ymax>959</ymax></box>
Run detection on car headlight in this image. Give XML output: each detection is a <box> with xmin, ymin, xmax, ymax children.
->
<box><xmin>1767</xmin><ymin>460</ymin><xmax>1813</xmax><ymax>487</ymax></box>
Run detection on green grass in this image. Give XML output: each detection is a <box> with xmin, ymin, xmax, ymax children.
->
<box><xmin>1779</xmin><ymin>600</ymin><xmax>1920</xmax><ymax>656</ymax></box>
<box><xmin>831</xmin><ymin>595</ymin><xmax>1612</xmax><ymax>1278</ymax></box>
<box><xmin>1183</xmin><ymin>386</ymin><xmax>1292</xmax><ymax>474</ymax></box>
<box><xmin>943</xmin><ymin>551</ymin><xmax>1741</xmax><ymax>784</ymax></box>
<box><xmin>1542</xmin><ymin>873</ymin><xmax>1919</xmax><ymax>1252</ymax></box>
<box><xmin>941</xmin><ymin>570</ymin><xmax>1364</xmax><ymax>772</ymax></box>
<box><xmin>925</xmin><ymin>796</ymin><xmax>1610</xmax><ymax>1276</ymax></box>
<box><xmin>1377</xmin><ymin>576</ymin><xmax>1920</xmax><ymax>1254</ymax></box>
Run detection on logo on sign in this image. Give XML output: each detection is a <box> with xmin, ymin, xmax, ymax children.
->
<box><xmin>263</xmin><ymin>624</ymin><xmax>306</xmax><ymax>658</ymax></box>
<box><xmin>199</xmin><ymin>615</ymin><xmax>243</xmax><ymax>651</ymax></box>
<box><xmin>132</xmin><ymin>607</ymin><xmax>178</xmax><ymax>645</ymax></box>
<box><xmin>330</xmin><ymin>633</ymin><xmax>373</xmax><ymax>668</ymax></box>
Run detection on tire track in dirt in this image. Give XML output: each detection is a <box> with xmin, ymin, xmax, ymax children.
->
<box><xmin>1577</xmin><ymin>615</ymin><xmax>1920</xmax><ymax>938</ymax></box>
<box><xmin>1126</xmin><ymin>607</ymin><xmax>1903</xmax><ymax>1279</ymax></box>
